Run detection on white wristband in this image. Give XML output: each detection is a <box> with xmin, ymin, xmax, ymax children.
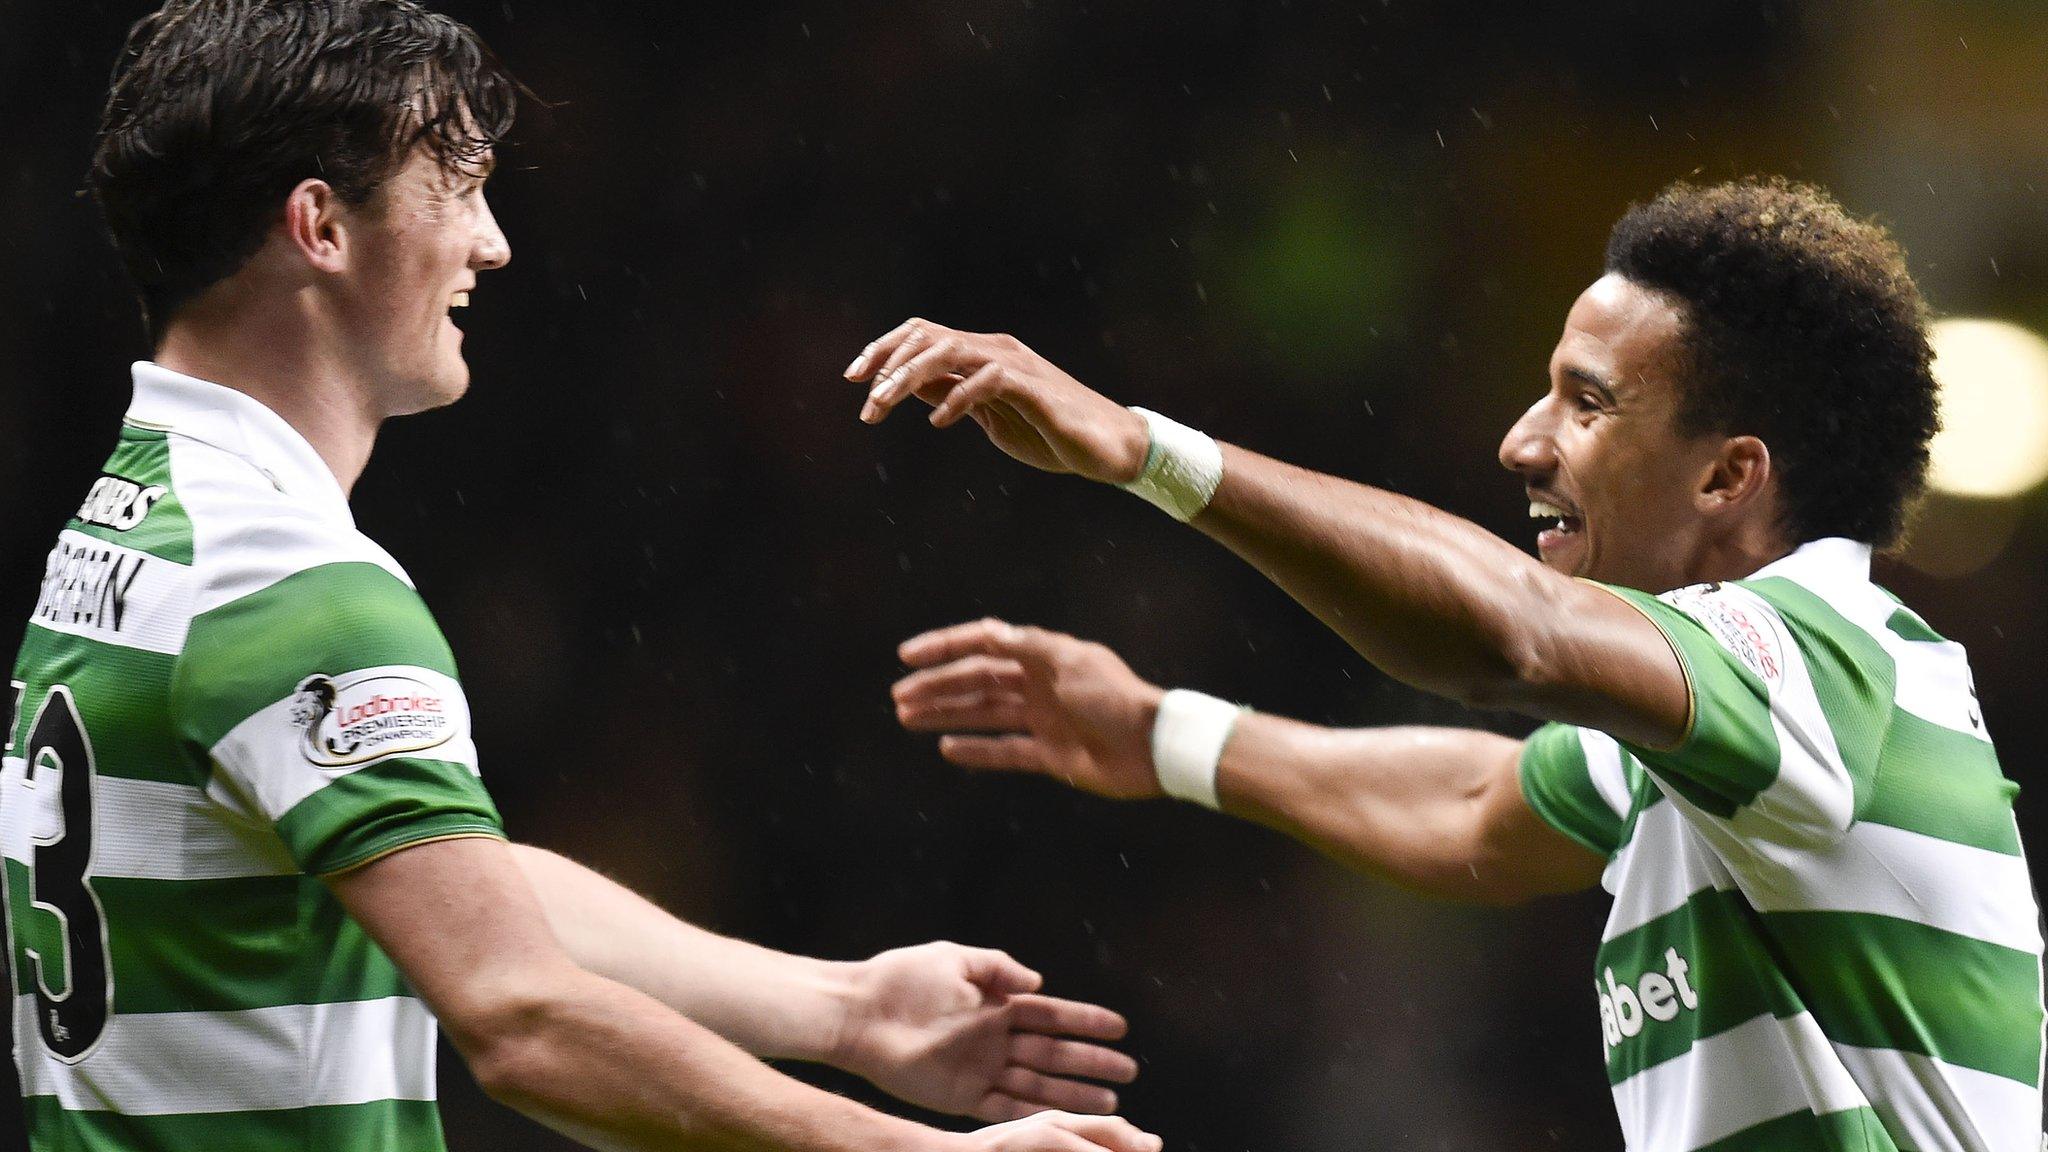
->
<box><xmin>1151</xmin><ymin>689</ymin><xmax>1245</xmax><ymax>810</ymax></box>
<box><xmin>1119</xmin><ymin>407</ymin><xmax>1223</xmax><ymax>522</ymax></box>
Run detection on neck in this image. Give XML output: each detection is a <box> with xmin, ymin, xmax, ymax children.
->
<box><xmin>1684</xmin><ymin>519</ymin><xmax>1798</xmax><ymax>587</ymax></box>
<box><xmin>153</xmin><ymin>287</ymin><xmax>382</xmax><ymax>497</ymax></box>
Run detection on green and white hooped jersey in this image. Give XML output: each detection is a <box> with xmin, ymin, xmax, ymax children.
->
<box><xmin>3</xmin><ymin>363</ymin><xmax>504</xmax><ymax>1150</ymax></box>
<box><xmin>1521</xmin><ymin>538</ymin><xmax>2044</xmax><ymax>1152</ymax></box>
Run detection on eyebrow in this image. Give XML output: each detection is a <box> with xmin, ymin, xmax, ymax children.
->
<box><xmin>1562</xmin><ymin>365</ymin><xmax>1618</xmax><ymax>404</ymax></box>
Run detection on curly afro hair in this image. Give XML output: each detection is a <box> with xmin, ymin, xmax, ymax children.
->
<box><xmin>1604</xmin><ymin>179</ymin><xmax>1939</xmax><ymax>548</ymax></box>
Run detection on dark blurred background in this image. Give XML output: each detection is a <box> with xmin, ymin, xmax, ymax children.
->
<box><xmin>6</xmin><ymin>1</ymin><xmax>2048</xmax><ymax>1148</ymax></box>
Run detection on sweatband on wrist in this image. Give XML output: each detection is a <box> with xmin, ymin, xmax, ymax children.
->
<box><xmin>1151</xmin><ymin>689</ymin><xmax>1245</xmax><ymax>810</ymax></box>
<box><xmin>1119</xmin><ymin>407</ymin><xmax>1223</xmax><ymax>522</ymax></box>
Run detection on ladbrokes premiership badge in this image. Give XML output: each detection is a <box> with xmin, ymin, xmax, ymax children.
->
<box><xmin>288</xmin><ymin>671</ymin><xmax>456</xmax><ymax>768</ymax></box>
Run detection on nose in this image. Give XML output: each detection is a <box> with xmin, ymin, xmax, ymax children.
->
<box><xmin>1498</xmin><ymin>396</ymin><xmax>1559</xmax><ymax>477</ymax></box>
<box><xmin>471</xmin><ymin>193</ymin><xmax>511</xmax><ymax>271</ymax></box>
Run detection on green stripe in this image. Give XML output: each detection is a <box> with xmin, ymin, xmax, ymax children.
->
<box><xmin>24</xmin><ymin>1095</ymin><xmax>445</xmax><ymax>1152</ymax></box>
<box><xmin>1882</xmin><ymin>607</ymin><xmax>1943</xmax><ymax>644</ymax></box>
<box><xmin>273</xmin><ymin>756</ymin><xmax>503</xmax><ymax>876</ymax></box>
<box><xmin>1600</xmin><ymin>889</ymin><xmax>2044</xmax><ymax>1087</ymax></box>
<box><xmin>1518</xmin><ymin>723</ymin><xmax>1624</xmax><ymax>859</ymax></box>
<box><xmin>1692</xmin><ymin>1106</ymin><xmax>1899</xmax><ymax>1152</ymax></box>
<box><xmin>9</xmin><ymin>628</ymin><xmax>192</xmax><ymax>786</ymax></box>
<box><xmin>1763</xmin><ymin>910</ymin><xmax>2044</xmax><ymax>1085</ymax></box>
<box><xmin>7</xmin><ymin>866</ymin><xmax>409</xmax><ymax>1011</ymax></box>
<box><xmin>1600</xmin><ymin>887</ymin><xmax>1803</xmax><ymax>1084</ymax></box>
<box><xmin>1744</xmin><ymin>577</ymin><xmax>1893</xmax><ymax>821</ymax></box>
<box><xmin>173</xmin><ymin>562</ymin><xmax>458</xmax><ymax>750</ymax></box>
<box><xmin>1608</xmin><ymin>586</ymin><xmax>1780</xmax><ymax>817</ymax></box>
<box><xmin>61</xmin><ymin>427</ymin><xmax>195</xmax><ymax>566</ymax></box>
<box><xmin>1860</xmin><ymin>709</ymin><xmax>2021</xmax><ymax>855</ymax></box>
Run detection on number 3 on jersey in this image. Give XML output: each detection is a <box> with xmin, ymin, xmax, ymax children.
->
<box><xmin>5</xmin><ymin>683</ymin><xmax>113</xmax><ymax>1061</ymax></box>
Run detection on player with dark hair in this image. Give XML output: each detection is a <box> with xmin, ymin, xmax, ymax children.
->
<box><xmin>4</xmin><ymin>3</ymin><xmax>1159</xmax><ymax>1150</ymax></box>
<box><xmin>854</xmin><ymin>180</ymin><xmax>2043</xmax><ymax>1151</ymax></box>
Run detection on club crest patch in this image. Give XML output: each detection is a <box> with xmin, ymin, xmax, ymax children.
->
<box><xmin>288</xmin><ymin>672</ymin><xmax>455</xmax><ymax>768</ymax></box>
<box><xmin>1661</xmin><ymin>583</ymin><xmax>1787</xmax><ymax>688</ymax></box>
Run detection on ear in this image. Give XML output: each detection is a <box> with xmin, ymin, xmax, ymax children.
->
<box><xmin>1697</xmin><ymin>434</ymin><xmax>1771</xmax><ymax>514</ymax></box>
<box><xmin>281</xmin><ymin>179</ymin><xmax>349</xmax><ymax>274</ymax></box>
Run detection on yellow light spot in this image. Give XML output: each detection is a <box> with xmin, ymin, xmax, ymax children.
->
<box><xmin>1926</xmin><ymin>318</ymin><xmax>2048</xmax><ymax>498</ymax></box>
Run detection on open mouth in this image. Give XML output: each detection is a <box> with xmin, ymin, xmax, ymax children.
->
<box><xmin>1530</xmin><ymin>497</ymin><xmax>1585</xmax><ymax>561</ymax></box>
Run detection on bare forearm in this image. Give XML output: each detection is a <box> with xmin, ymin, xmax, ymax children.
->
<box><xmin>1198</xmin><ymin>445</ymin><xmax>1564</xmax><ymax>703</ymax></box>
<box><xmin>466</xmin><ymin>965</ymin><xmax>946</xmax><ymax>1152</ymax></box>
<box><xmin>511</xmin><ymin>844</ymin><xmax>853</xmax><ymax>1063</ymax></box>
<box><xmin>1217</xmin><ymin>715</ymin><xmax>1600</xmax><ymax>904</ymax></box>
<box><xmin>1193</xmin><ymin>444</ymin><xmax>1686</xmax><ymax>746</ymax></box>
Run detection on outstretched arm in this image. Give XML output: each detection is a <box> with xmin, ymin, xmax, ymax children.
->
<box><xmin>848</xmin><ymin>319</ymin><xmax>1688</xmax><ymax>749</ymax></box>
<box><xmin>510</xmin><ymin>844</ymin><xmax>1138</xmax><ymax>1120</ymax></box>
<box><xmin>329</xmin><ymin>836</ymin><xmax>1162</xmax><ymax>1152</ymax></box>
<box><xmin>889</xmin><ymin>620</ymin><xmax>1604</xmax><ymax>905</ymax></box>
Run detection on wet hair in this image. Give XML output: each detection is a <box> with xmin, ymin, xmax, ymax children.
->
<box><xmin>1605</xmin><ymin>179</ymin><xmax>1940</xmax><ymax>547</ymax></box>
<box><xmin>89</xmin><ymin>0</ymin><xmax>520</xmax><ymax>340</ymax></box>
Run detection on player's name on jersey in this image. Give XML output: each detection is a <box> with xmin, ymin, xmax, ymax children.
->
<box><xmin>33</xmin><ymin>536</ymin><xmax>148</xmax><ymax>632</ymax></box>
<box><xmin>75</xmin><ymin>474</ymin><xmax>167</xmax><ymax>532</ymax></box>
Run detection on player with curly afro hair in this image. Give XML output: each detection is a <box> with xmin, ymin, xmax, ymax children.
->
<box><xmin>858</xmin><ymin>178</ymin><xmax>2035</xmax><ymax>1152</ymax></box>
<box><xmin>1605</xmin><ymin>179</ymin><xmax>1940</xmax><ymax>548</ymax></box>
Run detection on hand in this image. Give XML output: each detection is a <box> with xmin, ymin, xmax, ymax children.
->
<box><xmin>846</xmin><ymin>318</ymin><xmax>1150</xmax><ymax>484</ymax></box>
<box><xmin>893</xmin><ymin>619</ymin><xmax>1164</xmax><ymax>801</ymax></box>
<box><xmin>834</xmin><ymin>941</ymin><xmax>1140</xmax><ymax>1121</ymax></box>
<box><xmin>961</xmin><ymin>1110</ymin><xmax>1162</xmax><ymax>1152</ymax></box>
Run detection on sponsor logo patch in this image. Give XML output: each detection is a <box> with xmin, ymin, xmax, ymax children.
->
<box><xmin>1662</xmin><ymin>583</ymin><xmax>1786</xmax><ymax>687</ymax></box>
<box><xmin>75</xmin><ymin>476</ymin><xmax>168</xmax><ymax>532</ymax></box>
<box><xmin>288</xmin><ymin>672</ymin><xmax>454</xmax><ymax>768</ymax></box>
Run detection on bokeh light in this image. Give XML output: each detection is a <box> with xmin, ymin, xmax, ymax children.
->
<box><xmin>1926</xmin><ymin>317</ymin><xmax>2048</xmax><ymax>499</ymax></box>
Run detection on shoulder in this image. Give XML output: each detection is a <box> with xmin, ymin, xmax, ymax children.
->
<box><xmin>164</xmin><ymin>439</ymin><xmax>457</xmax><ymax>746</ymax></box>
<box><xmin>164</xmin><ymin>434</ymin><xmax>415</xmax><ymax>617</ymax></box>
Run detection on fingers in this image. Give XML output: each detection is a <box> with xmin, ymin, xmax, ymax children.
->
<box><xmin>863</xmin><ymin>334</ymin><xmax>980</xmax><ymax>424</ymax></box>
<box><xmin>1041</xmin><ymin>1113</ymin><xmax>1162</xmax><ymax>1152</ymax></box>
<box><xmin>1010</xmin><ymin>994</ymin><xmax>1129</xmax><ymax>1041</ymax></box>
<box><xmin>844</xmin><ymin>317</ymin><xmax>927</xmax><ymax>382</ymax></box>
<box><xmin>892</xmin><ymin>654</ymin><xmax>1029</xmax><ymax>704</ymax></box>
<box><xmin>962</xmin><ymin>946</ymin><xmax>1045</xmax><ymax>995</ymax></box>
<box><xmin>897</xmin><ymin>691</ymin><xmax>1030</xmax><ymax>733</ymax></box>
<box><xmin>973</xmin><ymin>1108</ymin><xmax>1163</xmax><ymax>1152</ymax></box>
<box><xmin>939</xmin><ymin>733</ymin><xmax>1046</xmax><ymax>773</ymax></box>
<box><xmin>1009</xmin><ymin>1033</ymin><xmax>1140</xmax><ymax>1085</ymax></box>
<box><xmin>929</xmin><ymin>361</ymin><xmax>1009</xmax><ymax>428</ymax></box>
<box><xmin>996</xmin><ymin>1066</ymin><xmax>1119</xmax><ymax>1116</ymax></box>
<box><xmin>899</xmin><ymin>617</ymin><xmax>1062</xmax><ymax>670</ymax></box>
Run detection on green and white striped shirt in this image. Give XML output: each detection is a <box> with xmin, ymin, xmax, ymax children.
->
<box><xmin>1521</xmin><ymin>537</ymin><xmax>2044</xmax><ymax>1151</ymax></box>
<box><xmin>3</xmin><ymin>362</ymin><xmax>505</xmax><ymax>1150</ymax></box>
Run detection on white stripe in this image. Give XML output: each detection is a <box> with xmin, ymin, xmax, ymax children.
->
<box><xmin>0</xmin><ymin>757</ymin><xmax>295</xmax><ymax>880</ymax></box>
<box><xmin>1739</xmin><ymin>820</ymin><xmax>2043</xmax><ymax>954</ymax></box>
<box><xmin>1601</xmin><ymin>800</ymin><xmax>1737</xmax><ymax>940</ymax></box>
<box><xmin>13</xmin><ymin>994</ymin><xmax>437</xmax><ymax>1114</ymax></box>
<box><xmin>1833</xmin><ymin>1043</ymin><xmax>2042</xmax><ymax>1152</ymax></box>
<box><xmin>1579</xmin><ymin>728</ymin><xmax>1633</xmax><ymax>820</ymax></box>
<box><xmin>208</xmin><ymin>665</ymin><xmax>477</xmax><ymax>823</ymax></box>
<box><xmin>1612</xmin><ymin>1011</ymin><xmax>1869</xmax><ymax>1151</ymax></box>
<box><xmin>169</xmin><ymin>435</ymin><xmax>412</xmax><ymax>617</ymax></box>
<box><xmin>26</xmin><ymin>531</ymin><xmax>191</xmax><ymax>657</ymax></box>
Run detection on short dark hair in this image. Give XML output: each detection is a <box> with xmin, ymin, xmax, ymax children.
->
<box><xmin>89</xmin><ymin>0</ymin><xmax>520</xmax><ymax>340</ymax></box>
<box><xmin>1605</xmin><ymin>179</ymin><xmax>1939</xmax><ymax>548</ymax></box>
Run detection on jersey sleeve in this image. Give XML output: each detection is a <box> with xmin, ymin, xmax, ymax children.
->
<box><xmin>1519</xmin><ymin>722</ymin><xmax>1635</xmax><ymax>859</ymax></box>
<box><xmin>170</xmin><ymin>560</ymin><xmax>504</xmax><ymax>875</ymax></box>
<box><xmin>1596</xmin><ymin>580</ymin><xmax>1885</xmax><ymax>846</ymax></box>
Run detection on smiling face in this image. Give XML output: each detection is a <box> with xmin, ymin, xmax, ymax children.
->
<box><xmin>331</xmin><ymin>144</ymin><xmax>509</xmax><ymax>417</ymax></box>
<box><xmin>1498</xmin><ymin>273</ymin><xmax>1736</xmax><ymax>593</ymax></box>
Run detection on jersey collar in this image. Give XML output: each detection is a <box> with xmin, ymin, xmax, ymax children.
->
<box><xmin>1745</xmin><ymin>536</ymin><xmax>1873</xmax><ymax>592</ymax></box>
<box><xmin>125</xmin><ymin>361</ymin><xmax>356</xmax><ymax>528</ymax></box>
